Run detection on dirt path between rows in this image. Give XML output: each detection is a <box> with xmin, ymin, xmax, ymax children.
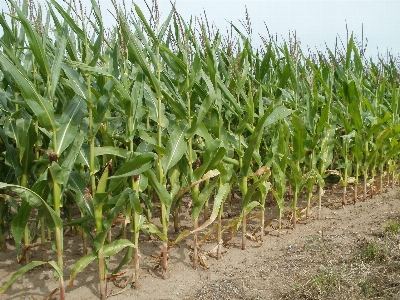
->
<box><xmin>1</xmin><ymin>185</ymin><xmax>400</xmax><ymax>300</ymax></box>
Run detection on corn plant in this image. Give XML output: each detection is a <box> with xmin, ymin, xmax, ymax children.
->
<box><xmin>0</xmin><ymin>1</ymin><xmax>400</xmax><ymax>299</ymax></box>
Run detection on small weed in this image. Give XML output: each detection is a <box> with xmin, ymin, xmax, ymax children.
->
<box><xmin>388</xmin><ymin>261</ymin><xmax>400</xmax><ymax>272</ymax></box>
<box><xmin>358</xmin><ymin>281</ymin><xmax>374</xmax><ymax>297</ymax></box>
<box><xmin>305</xmin><ymin>235</ymin><xmax>324</xmax><ymax>251</ymax></box>
<box><xmin>310</xmin><ymin>271</ymin><xmax>340</xmax><ymax>294</ymax></box>
<box><xmin>384</xmin><ymin>220</ymin><xmax>400</xmax><ymax>234</ymax></box>
<box><xmin>359</xmin><ymin>241</ymin><xmax>387</xmax><ymax>263</ymax></box>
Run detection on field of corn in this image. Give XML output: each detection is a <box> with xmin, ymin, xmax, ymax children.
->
<box><xmin>0</xmin><ymin>0</ymin><xmax>399</xmax><ymax>299</ymax></box>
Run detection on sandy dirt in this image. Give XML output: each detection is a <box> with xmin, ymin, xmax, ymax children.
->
<box><xmin>1</xmin><ymin>182</ymin><xmax>400</xmax><ymax>300</ymax></box>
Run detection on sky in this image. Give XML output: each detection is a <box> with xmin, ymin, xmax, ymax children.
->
<box><xmin>1</xmin><ymin>0</ymin><xmax>399</xmax><ymax>59</ymax></box>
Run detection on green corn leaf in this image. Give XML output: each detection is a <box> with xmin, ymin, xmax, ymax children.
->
<box><xmin>259</xmin><ymin>44</ymin><xmax>272</xmax><ymax>81</ymax></box>
<box><xmin>97</xmin><ymin>223</ymin><xmax>127</xmax><ymax>254</ymax></box>
<box><xmin>62</xmin><ymin>65</ymin><xmax>89</xmax><ymax>101</ymax></box>
<box><xmin>0</xmin><ymin>13</ymin><xmax>15</xmax><ymax>45</ymax></box>
<box><xmin>64</xmin><ymin>58</ymin><xmax>119</xmax><ymax>85</ymax></box>
<box><xmin>191</xmin><ymin>183</ymin><xmax>229</xmax><ymax>233</ymax></box>
<box><xmin>137</xmin><ymin>128</ymin><xmax>157</xmax><ymax>148</ymax></box>
<box><xmin>8</xmin><ymin>0</ymin><xmax>49</xmax><ymax>77</ymax></box>
<box><xmin>189</xmin><ymin>53</ymin><xmax>202</xmax><ymax>90</ymax></box>
<box><xmin>235</xmin><ymin>112</ymin><xmax>250</xmax><ymax>135</ymax></box>
<box><xmin>365</xmin><ymin>129</ymin><xmax>392</xmax><ymax>167</ymax></box>
<box><xmin>31</xmin><ymin>177</ymin><xmax>50</xmax><ymax>201</ymax></box>
<box><xmin>259</xmin><ymin>181</ymin><xmax>271</xmax><ymax>207</ymax></box>
<box><xmin>244</xmin><ymin>201</ymin><xmax>260</xmax><ymax>216</ymax></box>
<box><xmin>160</xmin><ymin>77</ymin><xmax>188</xmax><ymax>120</ymax></box>
<box><xmin>144</xmin><ymin>85</ymin><xmax>169</xmax><ymax>127</ymax></box>
<box><xmin>55</xmin><ymin>96</ymin><xmax>86</xmax><ymax>155</ymax></box>
<box><xmin>48</xmin><ymin>6</ymin><xmax>77</xmax><ymax>62</ymax></box>
<box><xmin>4</xmin><ymin>119</ymin><xmax>17</xmax><ymax>142</ymax></box>
<box><xmin>0</xmin><ymin>183</ymin><xmax>63</xmax><ymax>229</ymax></box>
<box><xmin>177</xmin><ymin>169</ymin><xmax>220</xmax><ymax>201</ymax></box>
<box><xmin>195</xmin><ymin>123</ymin><xmax>214</xmax><ymax>146</ymax></box>
<box><xmin>97</xmin><ymin>164</ymin><xmax>110</xmax><ymax>195</ymax></box>
<box><xmin>203</xmin><ymin>29</ymin><xmax>216</xmax><ymax>87</ymax></box>
<box><xmin>185</xmin><ymin>71</ymin><xmax>216</xmax><ymax>138</ymax></box>
<box><xmin>49</xmin><ymin>22</ymin><xmax>68</xmax><ymax>99</ymax></box>
<box><xmin>144</xmin><ymin>169</ymin><xmax>171</xmax><ymax>207</ymax></box>
<box><xmin>344</xmin><ymin>80</ymin><xmax>363</xmax><ymax>131</ymax></box>
<box><xmin>50</xmin><ymin>0</ymin><xmax>86</xmax><ymax>46</ymax></box>
<box><xmin>159</xmin><ymin>42</ymin><xmax>183</xmax><ymax>71</ymax></box>
<box><xmin>202</xmin><ymin>146</ymin><xmax>226</xmax><ymax>172</ymax></box>
<box><xmin>141</xmin><ymin>223</ymin><xmax>167</xmax><ymax>242</ymax></box>
<box><xmin>49</xmin><ymin>162</ymin><xmax>64</xmax><ymax>185</ymax></box>
<box><xmin>192</xmin><ymin>139</ymin><xmax>225</xmax><ymax>181</ymax></box>
<box><xmin>365</xmin><ymin>123</ymin><xmax>385</xmax><ymax>141</ymax></box>
<box><xmin>69</xmin><ymin>251</ymin><xmax>97</xmax><ymax>287</ymax></box>
<box><xmin>276</xmin><ymin>64</ymin><xmax>291</xmax><ymax>98</ymax></box>
<box><xmin>108</xmin><ymin>153</ymin><xmax>155</xmax><ymax>192</ymax></box>
<box><xmin>16</xmin><ymin>0</ymin><xmax>27</xmax><ymax>58</ymax></box>
<box><xmin>158</xmin><ymin>8</ymin><xmax>174</xmax><ymax>40</ymax></box>
<box><xmin>11</xmin><ymin>201</ymin><xmax>30</xmax><ymax>256</ymax></box>
<box><xmin>47</xmin><ymin>260</ymin><xmax>63</xmax><ymax>280</ymax></box>
<box><xmin>217</xmin><ymin>160</ymin><xmax>234</xmax><ymax>185</ymax></box>
<box><xmin>191</xmin><ymin>177</ymin><xmax>218</xmax><ymax>221</ymax></box>
<box><xmin>285</xmin><ymin>157</ymin><xmax>303</xmax><ymax>187</ymax></box>
<box><xmin>20</xmin><ymin>123</ymin><xmax>36</xmax><ymax>179</ymax></box>
<box><xmin>216</xmin><ymin>77</ymin><xmax>242</xmax><ymax>115</ymax></box>
<box><xmin>283</xmin><ymin>43</ymin><xmax>297</xmax><ymax>92</ymax></box>
<box><xmin>111</xmin><ymin>247</ymin><xmax>133</xmax><ymax>275</ymax></box>
<box><xmin>319</xmin><ymin>125</ymin><xmax>335</xmax><ymax>171</ymax></box>
<box><xmin>93</xmin><ymin>97</ymin><xmax>111</xmax><ymax>138</ymax></box>
<box><xmin>94</xmin><ymin>193</ymin><xmax>109</xmax><ymax>236</ymax></box>
<box><xmin>105</xmin><ymin>189</ymin><xmax>132</xmax><ymax>228</ymax></box>
<box><xmin>384</xmin><ymin>144</ymin><xmax>400</xmax><ymax>162</ymax></box>
<box><xmin>168</xmin><ymin>164</ymin><xmax>181</xmax><ymax>200</ymax></box>
<box><xmin>306</xmin><ymin>60</ymin><xmax>331</xmax><ymax>96</ymax></box>
<box><xmin>134</xmin><ymin>4</ymin><xmax>158</xmax><ymax>44</ymax></box>
<box><xmin>77</xmin><ymin>144</ymin><xmax>96</xmax><ymax>169</ymax></box>
<box><xmin>345</xmin><ymin>35</ymin><xmax>354</xmax><ymax>69</ymax></box>
<box><xmin>316</xmin><ymin>103</ymin><xmax>330</xmax><ymax>134</ymax></box>
<box><xmin>64</xmin><ymin>215</ymin><xmax>92</xmax><ymax>227</ymax></box>
<box><xmin>120</xmin><ymin>17</ymin><xmax>161</xmax><ymax>98</ymax></box>
<box><xmin>103</xmin><ymin>239</ymin><xmax>136</xmax><ymax>257</ymax></box>
<box><xmin>15</xmin><ymin>118</ymin><xmax>30</xmax><ymax>161</ymax></box>
<box><xmin>0</xmin><ymin>128</ymin><xmax>22</xmax><ymax>177</ymax></box>
<box><xmin>161</xmin><ymin>123</ymin><xmax>187</xmax><ymax>173</ymax></box>
<box><xmin>202</xmin><ymin>69</ymin><xmax>217</xmax><ymax>101</ymax></box>
<box><xmin>264</xmin><ymin>105</ymin><xmax>294</xmax><ymax>128</ymax></box>
<box><xmin>0</xmin><ymin>39</ymin><xmax>29</xmax><ymax>83</ymax></box>
<box><xmin>93</xmin><ymin>147</ymin><xmax>130</xmax><ymax>159</ymax></box>
<box><xmin>67</xmin><ymin>171</ymin><xmax>90</xmax><ymax>215</ymax></box>
<box><xmin>0</xmin><ymin>261</ymin><xmax>48</xmax><ymax>295</ymax></box>
<box><xmin>209</xmin><ymin>108</ymin><xmax>220</xmax><ymax>137</ymax></box>
<box><xmin>93</xmin><ymin>192</ymin><xmax>132</xmax><ymax>251</ymax></box>
<box><xmin>129</xmin><ymin>16</ymin><xmax>159</xmax><ymax>69</ymax></box>
<box><xmin>241</xmin><ymin>105</ymin><xmax>293</xmax><ymax>176</ymax></box>
<box><xmin>89</xmin><ymin>0</ymin><xmax>103</xmax><ymax>66</ymax></box>
<box><xmin>351</xmin><ymin>133</ymin><xmax>364</xmax><ymax>162</ymax></box>
<box><xmin>292</xmin><ymin>114</ymin><xmax>307</xmax><ymax>161</ymax></box>
<box><xmin>131</xmin><ymin>191</ymin><xmax>143</xmax><ymax>214</ymax></box>
<box><xmin>247</xmin><ymin>83</ymin><xmax>255</xmax><ymax>125</ymax></box>
<box><xmin>242</xmin><ymin>173</ymin><xmax>268</xmax><ymax>209</ymax></box>
<box><xmin>61</xmin><ymin>131</ymin><xmax>85</xmax><ymax>187</ymax></box>
<box><xmin>168</xmin><ymin>229</ymin><xmax>191</xmax><ymax>250</ymax></box>
<box><xmin>108</xmin><ymin>162</ymin><xmax>153</xmax><ymax>180</ymax></box>
<box><xmin>0</xmin><ymin>53</ymin><xmax>57</xmax><ymax>132</ymax></box>
<box><xmin>186</xmin><ymin>95</ymin><xmax>212</xmax><ymax>139</ymax></box>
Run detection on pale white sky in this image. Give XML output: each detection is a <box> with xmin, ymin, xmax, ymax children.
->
<box><xmin>1</xmin><ymin>0</ymin><xmax>399</xmax><ymax>58</ymax></box>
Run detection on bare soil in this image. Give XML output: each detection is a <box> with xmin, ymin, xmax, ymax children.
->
<box><xmin>1</xmin><ymin>182</ymin><xmax>400</xmax><ymax>300</ymax></box>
